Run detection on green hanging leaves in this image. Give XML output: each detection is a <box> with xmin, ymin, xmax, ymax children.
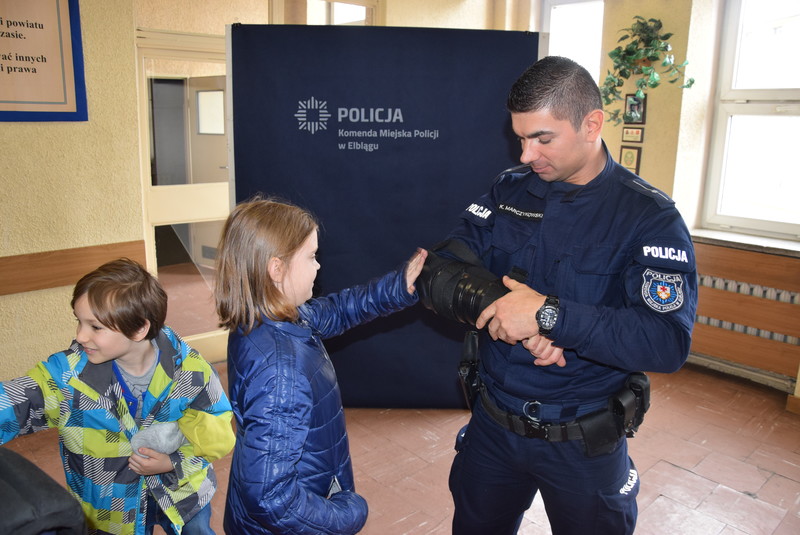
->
<box><xmin>600</xmin><ymin>16</ymin><xmax>695</xmax><ymax>125</ymax></box>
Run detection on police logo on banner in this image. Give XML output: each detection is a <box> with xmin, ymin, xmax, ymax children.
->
<box><xmin>295</xmin><ymin>97</ymin><xmax>331</xmax><ymax>134</ymax></box>
<box><xmin>641</xmin><ymin>269</ymin><xmax>684</xmax><ymax>313</ymax></box>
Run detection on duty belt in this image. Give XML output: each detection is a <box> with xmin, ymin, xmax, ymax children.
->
<box><xmin>479</xmin><ymin>386</ymin><xmax>585</xmax><ymax>442</ymax></box>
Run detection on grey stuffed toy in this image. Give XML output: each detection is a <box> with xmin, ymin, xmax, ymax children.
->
<box><xmin>130</xmin><ymin>421</ymin><xmax>187</xmax><ymax>458</ymax></box>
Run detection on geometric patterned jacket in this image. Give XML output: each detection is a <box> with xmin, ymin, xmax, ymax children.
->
<box><xmin>0</xmin><ymin>326</ymin><xmax>235</xmax><ymax>535</ymax></box>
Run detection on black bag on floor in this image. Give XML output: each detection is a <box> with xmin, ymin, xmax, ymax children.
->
<box><xmin>0</xmin><ymin>446</ymin><xmax>87</xmax><ymax>535</ymax></box>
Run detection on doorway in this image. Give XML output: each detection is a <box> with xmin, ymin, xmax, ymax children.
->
<box><xmin>137</xmin><ymin>30</ymin><xmax>230</xmax><ymax>358</ymax></box>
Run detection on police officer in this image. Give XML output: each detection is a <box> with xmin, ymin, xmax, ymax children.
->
<box><xmin>443</xmin><ymin>56</ymin><xmax>698</xmax><ymax>534</ymax></box>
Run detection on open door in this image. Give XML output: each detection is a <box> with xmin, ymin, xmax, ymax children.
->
<box><xmin>137</xmin><ymin>30</ymin><xmax>230</xmax><ymax>361</ymax></box>
<box><xmin>187</xmin><ymin>75</ymin><xmax>227</xmax><ymax>271</ymax></box>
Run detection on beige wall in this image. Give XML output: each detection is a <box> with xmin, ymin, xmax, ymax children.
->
<box><xmin>135</xmin><ymin>0</ymin><xmax>268</xmax><ymax>34</ymax></box>
<box><xmin>0</xmin><ymin>0</ymin><xmax>709</xmax><ymax>380</ymax></box>
<box><xmin>599</xmin><ymin>0</ymin><xmax>718</xmax><ymax>219</ymax></box>
<box><xmin>600</xmin><ymin>0</ymin><xmax>693</xmax><ymax>196</ymax></box>
<box><xmin>0</xmin><ymin>1</ymin><xmax>140</xmax><ymax>258</ymax></box>
<box><xmin>384</xmin><ymin>0</ymin><xmax>536</xmax><ymax>31</ymax></box>
<box><xmin>0</xmin><ymin>0</ymin><xmax>139</xmax><ymax>378</ymax></box>
<box><xmin>0</xmin><ymin>0</ymin><xmax>269</xmax><ymax>379</ymax></box>
<box><xmin>385</xmin><ymin>0</ymin><xmax>493</xmax><ymax>29</ymax></box>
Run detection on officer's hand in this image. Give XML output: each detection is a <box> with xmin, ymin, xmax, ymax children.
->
<box><xmin>128</xmin><ymin>448</ymin><xmax>173</xmax><ymax>476</ymax></box>
<box><xmin>476</xmin><ymin>276</ymin><xmax>545</xmax><ymax>344</ymax></box>
<box><xmin>523</xmin><ymin>335</ymin><xmax>566</xmax><ymax>367</ymax></box>
<box><xmin>404</xmin><ymin>248</ymin><xmax>428</xmax><ymax>294</ymax></box>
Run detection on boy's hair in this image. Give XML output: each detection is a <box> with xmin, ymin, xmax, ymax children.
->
<box><xmin>71</xmin><ymin>258</ymin><xmax>167</xmax><ymax>340</ymax></box>
<box><xmin>506</xmin><ymin>56</ymin><xmax>603</xmax><ymax>131</ymax></box>
<box><xmin>215</xmin><ymin>196</ymin><xmax>319</xmax><ymax>334</ymax></box>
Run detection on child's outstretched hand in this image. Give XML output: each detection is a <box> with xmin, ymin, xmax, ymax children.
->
<box><xmin>405</xmin><ymin>248</ymin><xmax>428</xmax><ymax>294</ymax></box>
<box><xmin>129</xmin><ymin>447</ymin><xmax>174</xmax><ymax>476</ymax></box>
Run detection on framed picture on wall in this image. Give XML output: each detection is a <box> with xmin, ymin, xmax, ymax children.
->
<box><xmin>0</xmin><ymin>0</ymin><xmax>87</xmax><ymax>121</ymax></box>
<box><xmin>622</xmin><ymin>126</ymin><xmax>644</xmax><ymax>143</ymax></box>
<box><xmin>620</xmin><ymin>146</ymin><xmax>641</xmax><ymax>174</ymax></box>
<box><xmin>623</xmin><ymin>94</ymin><xmax>646</xmax><ymax>124</ymax></box>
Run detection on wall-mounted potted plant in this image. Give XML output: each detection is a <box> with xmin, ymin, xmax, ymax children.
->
<box><xmin>601</xmin><ymin>16</ymin><xmax>695</xmax><ymax>125</ymax></box>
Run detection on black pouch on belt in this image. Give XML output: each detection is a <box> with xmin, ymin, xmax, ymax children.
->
<box><xmin>625</xmin><ymin>371</ymin><xmax>651</xmax><ymax>434</ymax></box>
<box><xmin>577</xmin><ymin>406</ymin><xmax>623</xmax><ymax>458</ymax></box>
<box><xmin>578</xmin><ymin>372</ymin><xmax>651</xmax><ymax>457</ymax></box>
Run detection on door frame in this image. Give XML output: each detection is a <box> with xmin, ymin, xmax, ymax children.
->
<box><xmin>135</xmin><ymin>29</ymin><xmax>231</xmax><ymax>360</ymax></box>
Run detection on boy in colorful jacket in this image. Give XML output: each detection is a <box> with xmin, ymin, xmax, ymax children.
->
<box><xmin>0</xmin><ymin>258</ymin><xmax>235</xmax><ymax>535</ymax></box>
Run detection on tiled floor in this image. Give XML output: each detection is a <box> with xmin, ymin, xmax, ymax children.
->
<box><xmin>159</xmin><ymin>262</ymin><xmax>218</xmax><ymax>337</ymax></box>
<box><xmin>5</xmin><ymin>362</ymin><xmax>800</xmax><ymax>534</ymax></box>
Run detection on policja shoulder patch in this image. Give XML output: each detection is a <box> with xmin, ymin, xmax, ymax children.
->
<box><xmin>641</xmin><ymin>268</ymin><xmax>685</xmax><ymax>313</ymax></box>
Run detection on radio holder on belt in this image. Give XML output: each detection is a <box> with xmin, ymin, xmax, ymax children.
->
<box><xmin>458</xmin><ymin>330</ymin><xmax>481</xmax><ymax>410</ymax></box>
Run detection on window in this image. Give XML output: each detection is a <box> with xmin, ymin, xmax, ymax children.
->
<box><xmin>329</xmin><ymin>2</ymin><xmax>367</xmax><ymax>25</ymax></box>
<box><xmin>542</xmin><ymin>0</ymin><xmax>604</xmax><ymax>83</ymax></box>
<box><xmin>197</xmin><ymin>90</ymin><xmax>225</xmax><ymax>135</ymax></box>
<box><xmin>703</xmin><ymin>0</ymin><xmax>800</xmax><ymax>240</ymax></box>
<box><xmin>308</xmin><ymin>0</ymin><xmax>378</xmax><ymax>26</ymax></box>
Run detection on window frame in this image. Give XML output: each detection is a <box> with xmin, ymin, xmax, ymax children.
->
<box><xmin>321</xmin><ymin>0</ymin><xmax>383</xmax><ymax>26</ymax></box>
<box><xmin>702</xmin><ymin>0</ymin><xmax>800</xmax><ymax>240</ymax></box>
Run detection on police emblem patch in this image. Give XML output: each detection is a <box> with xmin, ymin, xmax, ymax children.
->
<box><xmin>641</xmin><ymin>269</ymin><xmax>685</xmax><ymax>313</ymax></box>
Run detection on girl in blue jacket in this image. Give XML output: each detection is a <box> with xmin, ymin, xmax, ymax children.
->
<box><xmin>214</xmin><ymin>197</ymin><xmax>426</xmax><ymax>535</ymax></box>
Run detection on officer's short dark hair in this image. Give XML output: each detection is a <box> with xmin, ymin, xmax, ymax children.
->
<box><xmin>507</xmin><ymin>56</ymin><xmax>603</xmax><ymax>131</ymax></box>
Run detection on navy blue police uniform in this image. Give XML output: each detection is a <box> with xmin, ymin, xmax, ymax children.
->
<box><xmin>445</xmin><ymin>144</ymin><xmax>698</xmax><ymax>534</ymax></box>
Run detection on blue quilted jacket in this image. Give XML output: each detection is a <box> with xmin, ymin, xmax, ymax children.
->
<box><xmin>223</xmin><ymin>267</ymin><xmax>417</xmax><ymax>535</ymax></box>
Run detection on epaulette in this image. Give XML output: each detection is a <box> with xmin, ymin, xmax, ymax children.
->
<box><xmin>621</xmin><ymin>176</ymin><xmax>675</xmax><ymax>208</ymax></box>
<box><xmin>493</xmin><ymin>164</ymin><xmax>532</xmax><ymax>186</ymax></box>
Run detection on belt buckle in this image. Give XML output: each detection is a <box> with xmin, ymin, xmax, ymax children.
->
<box><xmin>521</xmin><ymin>415</ymin><xmax>549</xmax><ymax>440</ymax></box>
<box><xmin>522</xmin><ymin>400</ymin><xmax>542</xmax><ymax>422</ymax></box>
<box><xmin>522</xmin><ymin>401</ymin><xmax>551</xmax><ymax>440</ymax></box>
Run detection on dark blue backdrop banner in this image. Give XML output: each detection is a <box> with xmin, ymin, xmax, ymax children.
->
<box><xmin>231</xmin><ymin>24</ymin><xmax>537</xmax><ymax>408</ymax></box>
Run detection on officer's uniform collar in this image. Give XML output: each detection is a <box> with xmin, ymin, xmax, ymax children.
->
<box><xmin>526</xmin><ymin>141</ymin><xmax>612</xmax><ymax>201</ymax></box>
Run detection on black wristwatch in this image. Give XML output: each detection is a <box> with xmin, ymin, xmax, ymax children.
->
<box><xmin>536</xmin><ymin>295</ymin><xmax>560</xmax><ymax>336</ymax></box>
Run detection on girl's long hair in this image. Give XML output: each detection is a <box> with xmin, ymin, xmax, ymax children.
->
<box><xmin>214</xmin><ymin>196</ymin><xmax>318</xmax><ymax>334</ymax></box>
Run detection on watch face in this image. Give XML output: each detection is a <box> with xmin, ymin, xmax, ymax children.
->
<box><xmin>539</xmin><ymin>306</ymin><xmax>558</xmax><ymax>329</ymax></box>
